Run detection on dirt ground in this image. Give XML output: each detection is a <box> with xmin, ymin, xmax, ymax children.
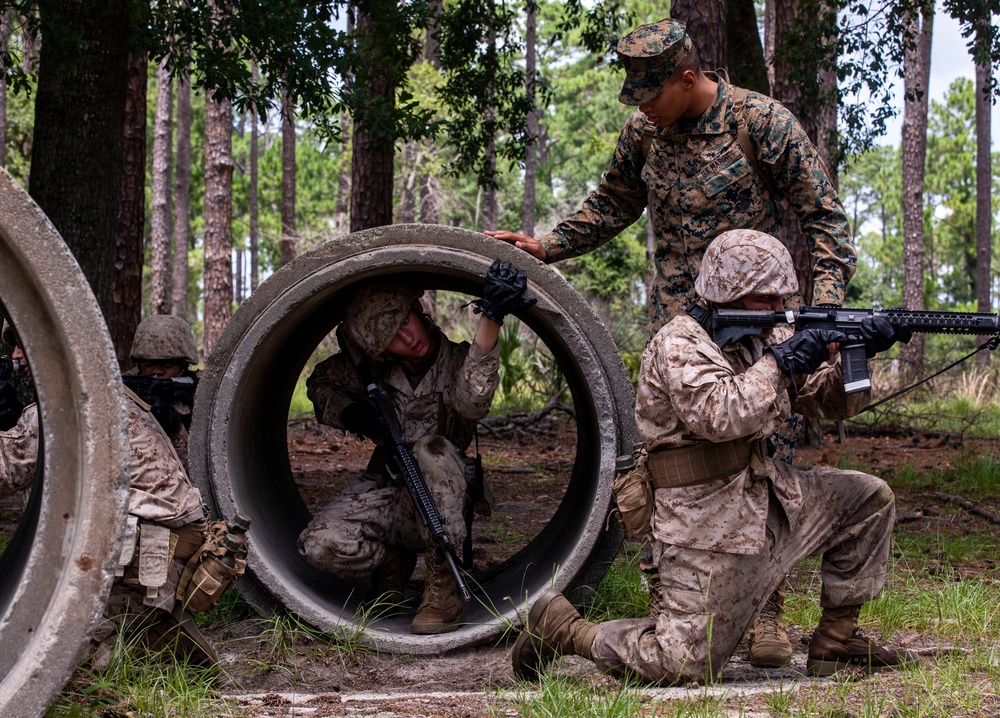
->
<box><xmin>199</xmin><ymin>417</ymin><xmax>1000</xmax><ymax>717</ymax></box>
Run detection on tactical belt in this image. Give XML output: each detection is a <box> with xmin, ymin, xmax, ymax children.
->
<box><xmin>647</xmin><ymin>438</ymin><xmax>756</xmax><ymax>488</ymax></box>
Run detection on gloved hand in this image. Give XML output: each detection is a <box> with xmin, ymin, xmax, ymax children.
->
<box><xmin>149</xmin><ymin>396</ymin><xmax>182</xmax><ymax>436</ymax></box>
<box><xmin>860</xmin><ymin>316</ymin><xmax>911</xmax><ymax>357</ymax></box>
<box><xmin>766</xmin><ymin>328</ymin><xmax>846</xmax><ymax>378</ymax></box>
<box><xmin>472</xmin><ymin>259</ymin><xmax>537</xmax><ymax>325</ymax></box>
<box><xmin>0</xmin><ymin>379</ymin><xmax>24</xmax><ymax>431</ymax></box>
<box><xmin>340</xmin><ymin>400</ymin><xmax>382</xmax><ymax>440</ymax></box>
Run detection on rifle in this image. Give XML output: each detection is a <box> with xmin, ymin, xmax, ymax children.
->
<box><xmin>122</xmin><ymin>374</ymin><xmax>196</xmax><ymax>408</ymax></box>
<box><xmin>365</xmin><ymin>382</ymin><xmax>471</xmax><ymax>601</ymax></box>
<box><xmin>698</xmin><ymin>305</ymin><xmax>1000</xmax><ymax>394</ymax></box>
<box><xmin>0</xmin><ymin>355</ymin><xmax>15</xmax><ymax>381</ymax></box>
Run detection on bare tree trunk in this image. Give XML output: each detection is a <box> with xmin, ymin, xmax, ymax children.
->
<box><xmin>111</xmin><ymin>50</ymin><xmax>146</xmax><ymax>370</ymax></box>
<box><xmin>416</xmin><ymin>0</ymin><xmax>442</xmax><ymax>226</ymax></box>
<box><xmin>150</xmin><ymin>58</ymin><xmax>174</xmax><ymax>315</ymax></box>
<box><xmin>350</xmin><ymin>13</ymin><xmax>394</xmax><ymax>231</ymax></box>
<box><xmin>727</xmin><ymin>0</ymin><xmax>769</xmax><ymax>93</ymax></box>
<box><xmin>203</xmin><ymin>84</ymin><xmax>234</xmax><ymax>357</ymax></box>
<box><xmin>419</xmin><ymin>174</ymin><xmax>439</xmax><ymax>225</ymax></box>
<box><xmin>975</xmin><ymin>59</ymin><xmax>992</xmax><ymax>365</ymax></box>
<box><xmin>280</xmin><ymin>85</ymin><xmax>297</xmax><ymax>265</ymax></box>
<box><xmin>234</xmin><ymin>246</ymin><xmax>243</xmax><ymax>305</ymax></box>
<box><xmin>249</xmin><ymin>64</ymin><xmax>260</xmax><ymax>294</ymax></box>
<box><xmin>171</xmin><ymin>75</ymin><xmax>192</xmax><ymax>322</ymax></box>
<box><xmin>399</xmin><ymin>142</ymin><xmax>417</xmax><ymax>223</ymax></box>
<box><xmin>482</xmin><ymin>17</ymin><xmax>497</xmax><ymax>231</ymax></box>
<box><xmin>522</xmin><ymin>1</ymin><xmax>538</xmax><ymax>237</ymax></box>
<box><xmin>0</xmin><ymin>10</ymin><xmax>9</xmax><ymax>168</ymax></box>
<box><xmin>900</xmin><ymin>3</ymin><xmax>933</xmax><ymax>376</ymax></box>
<box><xmin>333</xmin><ymin>115</ymin><xmax>351</xmax><ymax>235</ymax></box>
<box><xmin>671</xmin><ymin>0</ymin><xmax>727</xmax><ymax>70</ymax></box>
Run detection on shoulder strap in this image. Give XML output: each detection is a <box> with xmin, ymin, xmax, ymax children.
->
<box><xmin>639</xmin><ymin>121</ymin><xmax>655</xmax><ymax>162</ymax></box>
<box><xmin>730</xmin><ymin>86</ymin><xmax>779</xmax><ymax>197</ymax></box>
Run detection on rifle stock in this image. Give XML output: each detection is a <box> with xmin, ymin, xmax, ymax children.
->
<box><xmin>707</xmin><ymin>306</ymin><xmax>1000</xmax><ymax>394</ymax></box>
<box><xmin>365</xmin><ymin>383</ymin><xmax>471</xmax><ymax>601</ymax></box>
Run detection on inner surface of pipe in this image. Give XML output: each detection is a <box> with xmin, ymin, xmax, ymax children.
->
<box><xmin>191</xmin><ymin>225</ymin><xmax>637</xmax><ymax>654</ymax></box>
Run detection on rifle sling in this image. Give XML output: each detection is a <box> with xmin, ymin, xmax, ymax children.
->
<box><xmin>647</xmin><ymin>438</ymin><xmax>760</xmax><ymax>488</ymax></box>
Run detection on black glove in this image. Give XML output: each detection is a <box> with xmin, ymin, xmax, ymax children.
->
<box><xmin>0</xmin><ymin>379</ymin><xmax>23</xmax><ymax>431</ymax></box>
<box><xmin>340</xmin><ymin>400</ymin><xmax>382</xmax><ymax>440</ymax></box>
<box><xmin>766</xmin><ymin>328</ymin><xmax>846</xmax><ymax>378</ymax></box>
<box><xmin>472</xmin><ymin>259</ymin><xmax>537</xmax><ymax>325</ymax></box>
<box><xmin>860</xmin><ymin>316</ymin><xmax>911</xmax><ymax>357</ymax></box>
<box><xmin>149</xmin><ymin>396</ymin><xmax>182</xmax><ymax>436</ymax></box>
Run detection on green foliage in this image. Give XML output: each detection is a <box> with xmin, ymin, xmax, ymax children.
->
<box><xmin>503</xmin><ymin>674</ymin><xmax>653</xmax><ymax>717</ymax></box>
<box><xmin>585</xmin><ymin>545</ymin><xmax>649</xmax><ymax>622</ymax></box>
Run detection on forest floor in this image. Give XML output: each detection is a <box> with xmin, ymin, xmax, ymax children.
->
<box><xmin>192</xmin><ymin>416</ymin><xmax>1000</xmax><ymax>717</ymax></box>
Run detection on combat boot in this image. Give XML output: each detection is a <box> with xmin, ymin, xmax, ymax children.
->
<box><xmin>512</xmin><ymin>588</ymin><xmax>598</xmax><ymax>681</ymax></box>
<box><xmin>365</xmin><ymin>546</ymin><xmax>417</xmax><ymax>609</ymax></box>
<box><xmin>806</xmin><ymin>604</ymin><xmax>920</xmax><ymax>676</ymax></box>
<box><xmin>145</xmin><ymin>604</ymin><xmax>219</xmax><ymax>667</ymax></box>
<box><xmin>749</xmin><ymin>583</ymin><xmax>793</xmax><ymax>668</ymax></box>
<box><xmin>410</xmin><ymin>553</ymin><xmax>465</xmax><ymax>635</ymax></box>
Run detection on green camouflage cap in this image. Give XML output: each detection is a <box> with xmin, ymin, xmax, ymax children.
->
<box><xmin>617</xmin><ymin>18</ymin><xmax>692</xmax><ymax>106</ymax></box>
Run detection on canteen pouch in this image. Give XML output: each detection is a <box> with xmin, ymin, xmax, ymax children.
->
<box><xmin>610</xmin><ymin>444</ymin><xmax>653</xmax><ymax>540</ymax></box>
<box><xmin>177</xmin><ymin>520</ymin><xmax>247</xmax><ymax>613</ymax></box>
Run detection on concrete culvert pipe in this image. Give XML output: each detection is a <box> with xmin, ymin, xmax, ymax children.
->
<box><xmin>0</xmin><ymin>169</ymin><xmax>129</xmax><ymax>716</ymax></box>
<box><xmin>190</xmin><ymin>224</ymin><xmax>637</xmax><ymax>654</ymax></box>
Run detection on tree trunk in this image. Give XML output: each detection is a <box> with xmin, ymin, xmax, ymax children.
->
<box><xmin>150</xmin><ymin>58</ymin><xmax>174</xmax><ymax>316</ymax></box>
<box><xmin>249</xmin><ymin>65</ymin><xmax>260</xmax><ymax>294</ymax></box>
<box><xmin>280</xmin><ymin>85</ymin><xmax>297</xmax><ymax>265</ymax></box>
<box><xmin>203</xmin><ymin>84</ymin><xmax>234</xmax><ymax>358</ymax></box>
<box><xmin>671</xmin><ymin>0</ymin><xmax>727</xmax><ymax>70</ymax></box>
<box><xmin>29</xmin><ymin>0</ymin><xmax>129</xmax><ymax>331</ymax></box>
<box><xmin>522</xmin><ymin>0</ymin><xmax>538</xmax><ymax>237</ymax></box>
<box><xmin>350</xmin><ymin>13</ymin><xmax>394</xmax><ymax>231</ymax></box>
<box><xmin>416</xmin><ymin>0</ymin><xmax>442</xmax><ymax>226</ymax></box>
<box><xmin>333</xmin><ymin>114</ymin><xmax>351</xmax><ymax>235</ymax></box>
<box><xmin>0</xmin><ymin>10</ymin><xmax>9</xmax><ymax>169</ymax></box>
<box><xmin>110</xmin><ymin>51</ymin><xmax>147</xmax><ymax>371</ymax></box>
<box><xmin>481</xmin><ymin>17</ymin><xmax>497</xmax><ymax>232</ymax></box>
<box><xmin>726</xmin><ymin>0</ymin><xmax>769</xmax><ymax>93</ymax></box>
<box><xmin>171</xmin><ymin>74</ymin><xmax>192</xmax><ymax>322</ymax></box>
<box><xmin>899</xmin><ymin>4</ymin><xmax>933</xmax><ymax>376</ymax></box>
<box><xmin>975</xmin><ymin>59</ymin><xmax>992</xmax><ymax>365</ymax></box>
<box><xmin>399</xmin><ymin>142</ymin><xmax>417</xmax><ymax>223</ymax></box>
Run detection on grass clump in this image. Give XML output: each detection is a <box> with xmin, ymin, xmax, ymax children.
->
<box><xmin>500</xmin><ymin>674</ymin><xmax>652</xmax><ymax>717</ymax></box>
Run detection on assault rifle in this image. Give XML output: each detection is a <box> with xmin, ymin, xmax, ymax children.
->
<box><xmin>699</xmin><ymin>305</ymin><xmax>1000</xmax><ymax>394</ymax></box>
<box><xmin>0</xmin><ymin>354</ymin><xmax>15</xmax><ymax>381</ymax></box>
<box><xmin>122</xmin><ymin>375</ymin><xmax>197</xmax><ymax>408</ymax></box>
<box><xmin>366</xmin><ymin>382</ymin><xmax>471</xmax><ymax>601</ymax></box>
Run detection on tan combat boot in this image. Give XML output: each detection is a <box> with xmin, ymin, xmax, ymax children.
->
<box><xmin>366</xmin><ymin>546</ymin><xmax>417</xmax><ymax>609</ymax></box>
<box><xmin>512</xmin><ymin>588</ymin><xmax>598</xmax><ymax>680</ymax></box>
<box><xmin>806</xmin><ymin>604</ymin><xmax>920</xmax><ymax>676</ymax></box>
<box><xmin>411</xmin><ymin>553</ymin><xmax>465</xmax><ymax>635</ymax></box>
<box><xmin>749</xmin><ymin>583</ymin><xmax>793</xmax><ymax>668</ymax></box>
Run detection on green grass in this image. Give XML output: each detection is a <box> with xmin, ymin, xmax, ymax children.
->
<box><xmin>499</xmin><ymin>674</ymin><xmax>654</xmax><ymax>717</ymax></box>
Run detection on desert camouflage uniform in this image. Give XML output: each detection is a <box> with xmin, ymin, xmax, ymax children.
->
<box><xmin>122</xmin><ymin>366</ymin><xmax>198</xmax><ymax>471</ymax></box>
<box><xmin>0</xmin><ymin>393</ymin><xmax>207</xmax><ymax>653</ymax></box>
<box><xmin>540</xmin><ymin>78</ymin><xmax>855</xmax><ymax>335</ymax></box>
<box><xmin>0</xmin><ymin>403</ymin><xmax>38</xmax><ymax>498</ymax></box>
<box><xmin>589</xmin><ymin>316</ymin><xmax>894</xmax><ymax>684</ymax></box>
<box><xmin>298</xmin><ymin>325</ymin><xmax>500</xmax><ymax>576</ymax></box>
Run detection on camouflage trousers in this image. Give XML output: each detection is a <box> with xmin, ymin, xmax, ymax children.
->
<box><xmin>591</xmin><ymin>467</ymin><xmax>894</xmax><ymax>684</ymax></box>
<box><xmin>298</xmin><ymin>435</ymin><xmax>467</xmax><ymax>577</ymax></box>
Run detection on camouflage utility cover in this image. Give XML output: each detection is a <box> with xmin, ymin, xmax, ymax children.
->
<box><xmin>617</xmin><ymin>18</ymin><xmax>692</xmax><ymax>105</ymax></box>
<box><xmin>694</xmin><ymin>229</ymin><xmax>798</xmax><ymax>304</ymax></box>
<box><xmin>131</xmin><ymin>315</ymin><xmax>199</xmax><ymax>365</ymax></box>
<box><xmin>539</xmin><ymin>78</ymin><xmax>854</xmax><ymax>335</ymax></box>
<box><xmin>341</xmin><ymin>282</ymin><xmax>423</xmax><ymax>360</ymax></box>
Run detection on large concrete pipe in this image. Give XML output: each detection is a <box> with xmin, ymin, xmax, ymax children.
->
<box><xmin>0</xmin><ymin>170</ymin><xmax>129</xmax><ymax>716</ymax></box>
<box><xmin>190</xmin><ymin>224</ymin><xmax>637</xmax><ymax>654</ymax></box>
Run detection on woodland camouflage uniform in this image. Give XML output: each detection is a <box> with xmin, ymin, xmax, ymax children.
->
<box><xmin>539</xmin><ymin>22</ymin><xmax>855</xmax><ymax>335</ymax></box>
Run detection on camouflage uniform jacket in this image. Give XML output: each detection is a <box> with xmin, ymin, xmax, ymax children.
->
<box><xmin>307</xmin><ymin>329</ymin><xmax>500</xmax><ymax>452</ymax></box>
<box><xmin>0</xmin><ymin>397</ymin><xmax>203</xmax><ymax>527</ymax></box>
<box><xmin>122</xmin><ymin>367</ymin><xmax>197</xmax><ymax>472</ymax></box>
<box><xmin>0</xmin><ymin>403</ymin><xmax>38</xmax><ymax>498</ymax></box>
<box><xmin>540</xmin><ymin>79</ymin><xmax>855</xmax><ymax>332</ymax></box>
<box><xmin>636</xmin><ymin>316</ymin><xmax>870</xmax><ymax>554</ymax></box>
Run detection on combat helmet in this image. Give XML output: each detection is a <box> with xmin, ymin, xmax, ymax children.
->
<box><xmin>341</xmin><ymin>282</ymin><xmax>423</xmax><ymax>360</ymax></box>
<box><xmin>695</xmin><ymin>229</ymin><xmax>798</xmax><ymax>305</ymax></box>
<box><xmin>130</xmin><ymin>315</ymin><xmax>199</xmax><ymax>366</ymax></box>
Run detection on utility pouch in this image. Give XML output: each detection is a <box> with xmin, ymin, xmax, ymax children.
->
<box><xmin>177</xmin><ymin>520</ymin><xmax>247</xmax><ymax>613</ymax></box>
<box><xmin>610</xmin><ymin>443</ymin><xmax>654</xmax><ymax>540</ymax></box>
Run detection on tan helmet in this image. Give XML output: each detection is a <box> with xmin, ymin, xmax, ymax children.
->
<box><xmin>695</xmin><ymin>229</ymin><xmax>798</xmax><ymax>305</ymax></box>
<box><xmin>130</xmin><ymin>315</ymin><xmax>199</xmax><ymax>365</ymax></box>
<box><xmin>341</xmin><ymin>282</ymin><xmax>423</xmax><ymax>359</ymax></box>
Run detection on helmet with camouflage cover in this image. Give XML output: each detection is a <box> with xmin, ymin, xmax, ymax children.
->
<box><xmin>695</xmin><ymin>230</ymin><xmax>798</xmax><ymax>305</ymax></box>
<box><xmin>341</xmin><ymin>282</ymin><xmax>423</xmax><ymax>360</ymax></box>
<box><xmin>130</xmin><ymin>315</ymin><xmax>199</xmax><ymax>366</ymax></box>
